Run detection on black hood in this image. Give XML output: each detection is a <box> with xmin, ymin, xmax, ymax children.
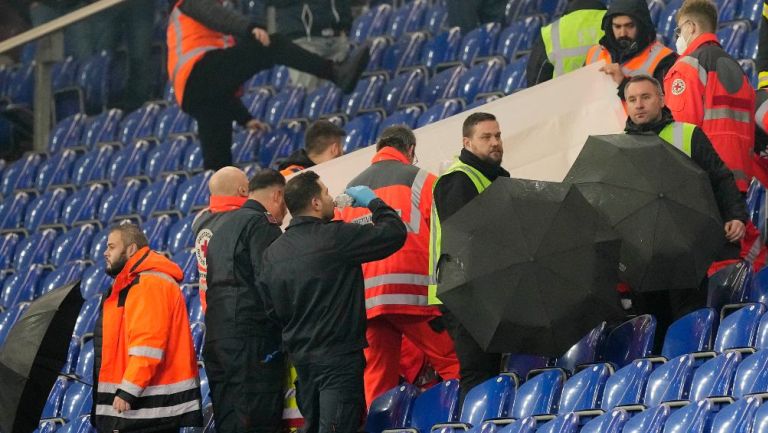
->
<box><xmin>599</xmin><ymin>0</ymin><xmax>656</xmax><ymax>63</ymax></box>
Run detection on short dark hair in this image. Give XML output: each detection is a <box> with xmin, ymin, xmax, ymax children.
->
<box><xmin>284</xmin><ymin>171</ymin><xmax>322</xmax><ymax>215</ymax></box>
<box><xmin>677</xmin><ymin>0</ymin><xmax>717</xmax><ymax>32</ymax></box>
<box><xmin>462</xmin><ymin>112</ymin><xmax>497</xmax><ymax>138</ymax></box>
<box><xmin>624</xmin><ymin>74</ymin><xmax>664</xmax><ymax>96</ymax></box>
<box><xmin>248</xmin><ymin>168</ymin><xmax>286</xmax><ymax>192</ymax></box>
<box><xmin>305</xmin><ymin>120</ymin><xmax>347</xmax><ymax>156</ymax></box>
<box><xmin>109</xmin><ymin>222</ymin><xmax>149</xmax><ymax>249</ymax></box>
<box><xmin>376</xmin><ymin>125</ymin><xmax>416</xmax><ymax>153</ymax></box>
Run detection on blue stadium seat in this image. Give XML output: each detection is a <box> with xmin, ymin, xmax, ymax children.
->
<box><xmin>35</xmin><ymin>149</ymin><xmax>78</xmax><ymax>191</ymax></box>
<box><xmin>422</xmin><ymin>28</ymin><xmax>463</xmax><ymax>71</ymax></box>
<box><xmin>341</xmin><ymin>75</ymin><xmax>387</xmax><ymax>118</ymax></box>
<box><xmin>243</xmin><ymin>88</ymin><xmax>273</xmax><ymax>119</ymax></box>
<box><xmin>245</xmin><ymin>69</ymin><xmax>271</xmax><ymax>91</ymax></box>
<box><xmin>60</xmin><ymin>336</ymin><xmax>80</xmax><ymax>375</ymax></box>
<box><xmin>0</xmin><ymin>265</ymin><xmax>43</xmax><ymax>308</ymax></box>
<box><xmin>172</xmin><ymin>249</ymin><xmax>198</xmax><ymax>285</ymax></box>
<box><xmin>381</xmin><ymin>70</ymin><xmax>426</xmax><ymax>114</ymax></box>
<box><xmin>302</xmin><ymin>83</ymin><xmax>342</xmax><ymax>120</ymax></box>
<box><xmin>601</xmin><ymin>315</ymin><xmax>656</xmax><ymax>368</ymax></box>
<box><xmin>450</xmin><ymin>375</ymin><xmax>516</xmax><ymax>430</ymax></box>
<box><xmin>510</xmin><ymin>369</ymin><xmax>565</xmax><ymax>419</ymax></box>
<box><xmin>556</xmin><ymin>363</ymin><xmax>610</xmax><ymax>413</ymax></box>
<box><xmin>754</xmin><ymin>401</ymin><xmax>768</xmax><ymax>433</ymax></box>
<box><xmin>154</xmin><ymin>104</ymin><xmax>194</xmax><ymax>141</ymax></box>
<box><xmin>190</xmin><ymin>321</ymin><xmax>205</xmax><ymax>360</ymax></box>
<box><xmin>168</xmin><ymin>214</ymin><xmax>198</xmax><ymax>255</ymax></box>
<box><xmin>648</xmin><ymin>0</ymin><xmax>665</xmax><ymax>26</ymax></box>
<box><xmin>1</xmin><ymin>152</ymin><xmax>44</xmax><ymax>196</ymax></box>
<box><xmin>386</xmin><ymin>380</ymin><xmax>460</xmax><ymax>433</ymax></box>
<box><xmin>580</xmin><ymin>409</ymin><xmax>630</xmax><ymax>433</ymax></box>
<box><xmin>716</xmin><ymin>0</ymin><xmax>739</xmax><ymax>23</ymax></box>
<box><xmin>0</xmin><ymin>302</ymin><xmax>30</xmax><ymax>346</ymax></box>
<box><xmin>41</xmin><ymin>376</ymin><xmax>69</xmax><ymax>418</ymax></box>
<box><xmin>502</xmin><ymin>354</ymin><xmax>549</xmax><ymax>380</ymax></box>
<box><xmin>740</xmin><ymin>59</ymin><xmax>757</xmax><ymax>88</ymax></box>
<box><xmin>199</xmin><ymin>364</ymin><xmax>211</xmax><ymax>407</ymax></box>
<box><xmin>717</xmin><ymin>22</ymin><xmax>748</xmax><ymax>59</ymax></box>
<box><xmin>743</xmin><ymin>29</ymin><xmax>759</xmax><ymax>63</ymax></box>
<box><xmin>457</xmin><ymin>58</ymin><xmax>504</xmax><ymax>104</ymax></box>
<box><xmin>37</xmin><ymin>261</ymin><xmax>86</xmax><ymax>297</ymax></box>
<box><xmin>661</xmin><ymin>399</ymin><xmax>712</xmax><ymax>433</ymax></box>
<box><xmin>380</xmin><ymin>107</ymin><xmax>423</xmax><ymax>130</ymax></box>
<box><xmin>80</xmin><ymin>265</ymin><xmax>111</xmax><ymax>300</ymax></box>
<box><xmin>270</xmin><ymin>65</ymin><xmax>292</xmax><ymax>92</ymax></box>
<box><xmin>423</xmin><ymin>3</ymin><xmax>447</xmax><ymax>34</ymax></box>
<box><xmin>135</xmin><ymin>175</ymin><xmax>182</xmax><ymax>220</ymax></box>
<box><xmin>142</xmin><ymin>215</ymin><xmax>174</xmax><ymax>252</ymax></box>
<box><xmin>388</xmin><ymin>0</ymin><xmax>428</xmax><ymax>39</ymax></box>
<box><xmin>416</xmin><ymin>100</ymin><xmax>463</xmax><ymax>127</ymax></box>
<box><xmin>72</xmin><ymin>51</ymin><xmax>112</xmax><ymax>113</ymax></box>
<box><xmin>350</xmin><ymin>4</ymin><xmax>392</xmax><ymax>44</ymax></box>
<box><xmin>176</xmin><ymin>172</ymin><xmax>212</xmax><ymax>216</ymax></box>
<box><xmin>74</xmin><ymin>339</ymin><xmax>94</xmax><ymax>379</ymax></box>
<box><xmin>231</xmin><ymin>129</ymin><xmax>262</xmax><ymax>165</ymax></box>
<box><xmin>0</xmin><ymin>191</ymin><xmax>31</xmax><ymax>231</ymax></box>
<box><xmin>107</xmin><ymin>140</ymin><xmax>153</xmax><ymax>184</ymax></box>
<box><xmin>0</xmin><ymin>233</ymin><xmax>20</xmax><ymax>269</ymax></box>
<box><xmin>710</xmin><ymin>397</ymin><xmax>760</xmax><ymax>433</ymax></box>
<box><xmin>365</xmin><ymin>37</ymin><xmax>392</xmax><ymax>73</ymax></box>
<box><xmin>714</xmin><ymin>303</ymin><xmax>765</xmax><ymax>352</ymax></box>
<box><xmin>688</xmin><ymin>351</ymin><xmax>741</xmax><ymax>401</ymax></box>
<box><xmin>97</xmin><ymin>179</ymin><xmax>144</xmax><ymax>224</ymax></box>
<box><xmin>621</xmin><ymin>405</ymin><xmax>669</xmax><ymax>433</ymax></box>
<box><xmin>25</xmin><ymin>188</ymin><xmax>69</xmax><ymax>232</ymax></box>
<box><xmin>600</xmin><ymin>359</ymin><xmax>653</xmax><ymax>411</ymax></box>
<box><xmin>144</xmin><ymin>135</ymin><xmax>192</xmax><ymax>179</ymax></box>
<box><xmin>733</xmin><ymin>349</ymin><xmax>768</xmax><ymax>397</ymax></box>
<box><xmin>643</xmin><ymin>354</ymin><xmax>695</xmax><ymax>407</ymax></box>
<box><xmin>259</xmin><ymin>124</ymin><xmax>304</xmax><ymax>168</ymax></box>
<box><xmin>656</xmin><ymin>0</ymin><xmax>684</xmax><ymax>44</ymax></box>
<box><xmin>707</xmin><ymin>261</ymin><xmax>753</xmax><ymax>309</ymax></box>
<box><xmin>56</xmin><ymin>415</ymin><xmax>96</xmax><ymax>433</ymax></box>
<box><xmin>265</xmin><ymin>87</ymin><xmax>306</xmax><ymax>127</ymax></box>
<box><xmin>366</xmin><ymin>383</ymin><xmax>420</xmax><ymax>433</ymax></box>
<box><xmin>494</xmin><ymin>418</ymin><xmax>537</xmax><ymax>433</ymax></box>
<box><xmin>187</xmin><ymin>290</ymin><xmax>204</xmax><ymax>323</ymax></box>
<box><xmin>380</xmin><ymin>32</ymin><xmax>429</xmax><ymax>73</ymax></box>
<box><xmin>71</xmin><ymin>298</ymin><xmax>101</xmax><ymax>342</ymax></box>
<box><xmin>504</xmin><ymin>0</ymin><xmax>539</xmax><ymax>23</ymax></box>
<box><xmin>88</xmin><ymin>226</ymin><xmax>110</xmax><ymax>265</ymax></box>
<box><xmin>555</xmin><ymin>321</ymin><xmax>606</xmax><ymax>372</ymax></box>
<box><xmin>535</xmin><ymin>413</ymin><xmax>578</xmax><ymax>433</ymax></box>
<box><xmin>59</xmin><ymin>381</ymin><xmax>92</xmax><ymax>421</ymax></box>
<box><xmin>457</xmin><ymin>23</ymin><xmax>501</xmax><ymax>66</ymax></box>
<box><xmin>182</xmin><ymin>139</ymin><xmax>204</xmax><ymax>173</ymax></box>
<box><xmin>48</xmin><ymin>114</ymin><xmax>86</xmax><ymax>154</ymax></box>
<box><xmin>4</xmin><ymin>62</ymin><xmax>34</xmax><ymax>107</ymax></box>
<box><xmin>60</xmin><ymin>184</ymin><xmax>106</xmax><ymax>227</ymax></box>
<box><xmin>344</xmin><ymin>113</ymin><xmax>383</xmax><ymax>153</ymax></box>
<box><xmin>737</xmin><ymin>0</ymin><xmax>763</xmax><ymax>28</ymax></box>
<box><xmin>71</xmin><ymin>146</ymin><xmax>116</xmax><ymax>185</ymax></box>
<box><xmin>661</xmin><ymin>308</ymin><xmax>716</xmax><ymax>359</ymax></box>
<box><xmin>80</xmin><ymin>108</ymin><xmax>123</xmax><ymax>149</ymax></box>
<box><xmin>421</xmin><ymin>66</ymin><xmax>468</xmax><ymax>107</ymax></box>
<box><xmin>500</xmin><ymin>56</ymin><xmax>528</xmax><ymax>94</ymax></box>
<box><xmin>756</xmin><ymin>313</ymin><xmax>768</xmax><ymax>350</ymax></box>
<box><xmin>14</xmin><ymin>229</ymin><xmax>57</xmax><ymax>269</ymax></box>
<box><xmin>118</xmin><ymin>103</ymin><xmax>162</xmax><ymax>144</ymax></box>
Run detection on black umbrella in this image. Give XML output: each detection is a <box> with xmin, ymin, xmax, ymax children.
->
<box><xmin>0</xmin><ymin>281</ymin><xmax>84</xmax><ymax>433</ymax></box>
<box><xmin>437</xmin><ymin>178</ymin><xmax>624</xmax><ymax>355</ymax></box>
<box><xmin>564</xmin><ymin>134</ymin><xmax>725</xmax><ymax>293</ymax></box>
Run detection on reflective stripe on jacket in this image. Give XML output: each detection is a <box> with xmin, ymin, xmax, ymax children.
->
<box><xmin>541</xmin><ymin>9</ymin><xmax>606</xmax><ymax>77</ymax></box>
<box><xmin>658</xmin><ymin>121</ymin><xmax>696</xmax><ymax>157</ymax></box>
<box><xmin>585</xmin><ymin>40</ymin><xmax>674</xmax><ymax>77</ymax></box>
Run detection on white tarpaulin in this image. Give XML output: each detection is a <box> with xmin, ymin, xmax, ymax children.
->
<box><xmin>294</xmin><ymin>62</ymin><xmax>626</xmax><ymax>200</ymax></box>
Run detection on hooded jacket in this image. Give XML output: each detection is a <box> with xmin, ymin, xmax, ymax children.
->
<box><xmin>93</xmin><ymin>248</ymin><xmax>202</xmax><ymax>432</ymax></box>
<box><xmin>273</xmin><ymin>0</ymin><xmax>352</xmax><ymax>40</ymax></box>
<box><xmin>278</xmin><ymin>148</ymin><xmax>316</xmax><ymax>176</ymax></box>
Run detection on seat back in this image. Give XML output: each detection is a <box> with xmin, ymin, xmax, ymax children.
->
<box><xmin>81</xmin><ymin>109</ymin><xmax>123</xmax><ymax>149</ymax></box>
<box><xmin>460</xmin><ymin>375</ymin><xmax>517</xmax><ymax>424</ymax></box>
<box><xmin>97</xmin><ymin>179</ymin><xmax>144</xmax><ymax>224</ymax></box>
<box><xmin>662</xmin><ymin>308</ymin><xmax>715</xmax><ymax>359</ymax></box>
<box><xmin>707</xmin><ymin>261</ymin><xmax>753</xmax><ymax>311</ymax></box>
<box><xmin>422</xmin><ymin>28</ymin><xmax>463</xmax><ymax>71</ymax></box>
<box><xmin>601</xmin><ymin>359</ymin><xmax>653</xmax><ymax>411</ymax></box>
<box><xmin>500</xmin><ymin>56</ymin><xmax>528</xmax><ymax>94</ymax></box>
<box><xmin>14</xmin><ymin>229</ymin><xmax>58</xmax><ymax>269</ymax></box>
<box><xmin>25</xmin><ymin>188</ymin><xmax>69</xmax><ymax>232</ymax></box>
<box><xmin>37</xmin><ymin>261</ymin><xmax>86</xmax><ymax>297</ymax></box>
<box><xmin>457</xmin><ymin>59</ymin><xmax>504</xmax><ymax>104</ymax></box>
<box><xmin>409</xmin><ymin>380</ymin><xmax>460</xmax><ymax>433</ymax></box>
<box><xmin>580</xmin><ymin>409</ymin><xmax>630</xmax><ymax>433</ymax></box>
<box><xmin>421</xmin><ymin>65</ymin><xmax>467</xmax><ymax>107</ymax></box>
<box><xmin>0</xmin><ymin>233</ymin><xmax>20</xmax><ymax>269</ymax></box>
<box><xmin>754</xmin><ymin>400</ymin><xmax>768</xmax><ymax>433</ymax></box>
<box><xmin>381</xmin><ymin>69</ymin><xmax>426</xmax><ymax>114</ymax></box>
<box><xmin>51</xmin><ymin>219</ymin><xmax>95</xmax><ymax>267</ymax></box>
<box><xmin>136</xmin><ymin>175</ymin><xmax>182</xmax><ymax>219</ymax></box>
<box><xmin>458</xmin><ymin>23</ymin><xmax>501</xmax><ymax>66</ymax></box>
<box><xmin>176</xmin><ymin>172</ymin><xmax>212</xmax><ymax>215</ymax></box>
<box><xmin>416</xmin><ymin>100</ymin><xmax>462</xmax><ymax>128</ymax></box>
<box><xmin>380</xmin><ymin>107</ymin><xmax>423</xmax><ymax>130</ymax></box>
<box><xmin>265</xmin><ymin>87</ymin><xmax>306</xmax><ymax>127</ymax></box>
<box><xmin>621</xmin><ymin>405</ymin><xmax>669</xmax><ymax>433</ymax></box>
<box><xmin>343</xmin><ymin>113</ymin><xmax>383</xmax><ymax>154</ymax></box>
<box><xmin>0</xmin><ymin>302</ymin><xmax>30</xmax><ymax>346</ymax></box>
<box><xmin>72</xmin><ymin>146</ymin><xmax>115</xmax><ymax>185</ymax></box>
<box><xmin>365</xmin><ymin>383</ymin><xmax>420</xmax><ymax>433</ymax></box>
<box><xmin>601</xmin><ymin>315</ymin><xmax>656</xmax><ymax>368</ymax></box>
<box><xmin>644</xmin><ymin>354</ymin><xmax>695</xmax><ymax>407</ymax></box>
<box><xmin>733</xmin><ymin>349</ymin><xmax>768</xmax><ymax>398</ymax></box>
<box><xmin>302</xmin><ymin>83</ymin><xmax>342</xmax><ymax>120</ymax></box>
<box><xmin>709</xmin><ymin>397</ymin><xmax>760</xmax><ymax>433</ymax></box>
<box><xmin>61</xmin><ymin>184</ymin><xmax>105</xmax><ymax>227</ymax></box>
<box><xmin>556</xmin><ymin>321</ymin><xmax>606</xmax><ymax>372</ymax></box>
<box><xmin>36</xmin><ymin>149</ymin><xmax>77</xmax><ymax>190</ymax></box>
<box><xmin>535</xmin><ymin>413</ymin><xmax>578</xmax><ymax>433</ymax></box>
<box><xmin>0</xmin><ymin>264</ymin><xmax>45</xmax><ymax>308</ymax></box>
<box><xmin>660</xmin><ymin>399</ymin><xmax>712</xmax><ymax>433</ymax></box>
<box><xmin>80</xmin><ymin>265</ymin><xmax>111</xmax><ymax>300</ymax></box>
<box><xmin>341</xmin><ymin>75</ymin><xmax>387</xmax><ymax>118</ymax></box>
<box><xmin>0</xmin><ymin>191</ymin><xmax>30</xmax><ymax>230</ymax></box>
<box><xmin>714</xmin><ymin>303</ymin><xmax>765</xmax><ymax>352</ymax></box>
<box><xmin>558</xmin><ymin>364</ymin><xmax>610</xmax><ymax>413</ymax></box>
<box><xmin>743</xmin><ymin>29</ymin><xmax>759</xmax><ymax>61</ymax></box>
<box><xmin>510</xmin><ymin>369</ymin><xmax>565</xmax><ymax>419</ymax></box>
<box><xmin>168</xmin><ymin>214</ymin><xmax>198</xmax><ymax>255</ymax></box>
<box><xmin>142</xmin><ymin>215</ymin><xmax>174</xmax><ymax>252</ymax></box>
<box><xmin>689</xmin><ymin>351</ymin><xmax>741</xmax><ymax>401</ymax></box>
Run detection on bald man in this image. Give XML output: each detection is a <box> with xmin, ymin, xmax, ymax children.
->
<box><xmin>193</xmin><ymin>168</ymin><xmax>288</xmax><ymax>433</ymax></box>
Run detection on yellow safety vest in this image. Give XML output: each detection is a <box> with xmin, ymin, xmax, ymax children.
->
<box><xmin>541</xmin><ymin>9</ymin><xmax>607</xmax><ymax>78</ymax></box>
<box><xmin>428</xmin><ymin>158</ymin><xmax>492</xmax><ymax>305</ymax></box>
<box><xmin>760</xmin><ymin>1</ymin><xmax>768</xmax><ymax>88</ymax></box>
<box><xmin>657</xmin><ymin>121</ymin><xmax>695</xmax><ymax>157</ymax></box>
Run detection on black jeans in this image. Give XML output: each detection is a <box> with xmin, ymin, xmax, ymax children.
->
<box><xmin>182</xmin><ymin>34</ymin><xmax>334</xmax><ymax>170</ymax></box>
<box><xmin>439</xmin><ymin>306</ymin><xmax>501</xmax><ymax>403</ymax></box>
<box><xmin>294</xmin><ymin>352</ymin><xmax>366</xmax><ymax>433</ymax></box>
<box><xmin>203</xmin><ymin>336</ymin><xmax>284</xmax><ymax>433</ymax></box>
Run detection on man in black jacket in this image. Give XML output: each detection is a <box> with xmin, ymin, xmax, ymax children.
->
<box><xmin>192</xmin><ymin>169</ymin><xmax>288</xmax><ymax>433</ymax></box>
<box><xmin>623</xmin><ymin>75</ymin><xmax>747</xmax><ymax>334</ymax></box>
<box><xmin>277</xmin><ymin>120</ymin><xmax>346</xmax><ymax>176</ymax></box>
<box><xmin>261</xmin><ymin>171</ymin><xmax>407</xmax><ymax>433</ymax></box>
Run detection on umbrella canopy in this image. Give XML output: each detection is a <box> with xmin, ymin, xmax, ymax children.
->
<box><xmin>0</xmin><ymin>281</ymin><xmax>84</xmax><ymax>433</ymax></box>
<box><xmin>564</xmin><ymin>134</ymin><xmax>725</xmax><ymax>293</ymax></box>
<box><xmin>437</xmin><ymin>178</ymin><xmax>624</xmax><ymax>355</ymax></box>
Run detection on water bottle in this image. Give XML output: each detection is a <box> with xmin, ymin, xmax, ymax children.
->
<box><xmin>334</xmin><ymin>193</ymin><xmax>355</xmax><ymax>209</ymax></box>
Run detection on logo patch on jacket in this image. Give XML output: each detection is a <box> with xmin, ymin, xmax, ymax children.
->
<box><xmin>671</xmin><ymin>78</ymin><xmax>686</xmax><ymax>96</ymax></box>
<box><xmin>195</xmin><ymin>229</ymin><xmax>213</xmax><ymax>291</ymax></box>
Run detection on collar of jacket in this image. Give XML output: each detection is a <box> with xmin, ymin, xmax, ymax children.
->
<box><xmin>278</xmin><ymin>148</ymin><xmax>315</xmax><ymax>171</ymax></box>
<box><xmin>243</xmin><ymin>199</ymin><xmax>269</xmax><ymax>213</ymax></box>
<box><xmin>682</xmin><ymin>32</ymin><xmax>720</xmax><ymax>57</ymax></box>
<box><xmin>111</xmin><ymin>247</ymin><xmax>185</xmax><ymax>295</ymax></box>
<box><xmin>287</xmin><ymin>215</ymin><xmax>325</xmax><ymax>230</ymax></box>
<box><xmin>209</xmin><ymin>195</ymin><xmax>247</xmax><ymax>213</ymax></box>
<box><xmin>372</xmin><ymin>146</ymin><xmax>410</xmax><ymax>165</ymax></box>
<box><xmin>459</xmin><ymin>148</ymin><xmax>511</xmax><ymax>180</ymax></box>
<box><xmin>625</xmin><ymin>106</ymin><xmax>675</xmax><ymax>135</ymax></box>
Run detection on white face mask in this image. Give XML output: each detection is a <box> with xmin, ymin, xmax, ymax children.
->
<box><xmin>675</xmin><ymin>34</ymin><xmax>688</xmax><ymax>54</ymax></box>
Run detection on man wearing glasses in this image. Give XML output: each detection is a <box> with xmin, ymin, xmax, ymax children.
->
<box><xmin>338</xmin><ymin>125</ymin><xmax>460</xmax><ymax>407</ymax></box>
<box><xmin>663</xmin><ymin>0</ymin><xmax>755</xmax><ymax>193</ymax></box>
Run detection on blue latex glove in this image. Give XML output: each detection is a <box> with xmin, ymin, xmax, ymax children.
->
<box><xmin>345</xmin><ymin>186</ymin><xmax>378</xmax><ymax>208</ymax></box>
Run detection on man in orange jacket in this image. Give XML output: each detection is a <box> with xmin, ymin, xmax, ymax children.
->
<box><xmin>339</xmin><ymin>126</ymin><xmax>460</xmax><ymax>406</ymax></box>
<box><xmin>92</xmin><ymin>223</ymin><xmax>202</xmax><ymax>433</ymax></box>
<box><xmin>167</xmin><ymin>0</ymin><xmax>369</xmax><ymax>171</ymax></box>
<box><xmin>663</xmin><ymin>0</ymin><xmax>756</xmax><ymax>192</ymax></box>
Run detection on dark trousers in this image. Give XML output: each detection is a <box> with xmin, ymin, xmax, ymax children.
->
<box><xmin>633</xmin><ymin>286</ymin><xmax>708</xmax><ymax>353</ymax></box>
<box><xmin>445</xmin><ymin>0</ymin><xmax>506</xmax><ymax>32</ymax></box>
<box><xmin>294</xmin><ymin>352</ymin><xmax>366</xmax><ymax>433</ymax></box>
<box><xmin>439</xmin><ymin>306</ymin><xmax>501</xmax><ymax>402</ymax></box>
<box><xmin>182</xmin><ymin>35</ymin><xmax>334</xmax><ymax>170</ymax></box>
<box><xmin>203</xmin><ymin>337</ymin><xmax>284</xmax><ymax>433</ymax></box>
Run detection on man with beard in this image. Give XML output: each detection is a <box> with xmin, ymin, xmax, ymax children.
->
<box><xmin>92</xmin><ymin>223</ymin><xmax>202</xmax><ymax>433</ymax></box>
<box><xmin>585</xmin><ymin>0</ymin><xmax>677</xmax><ymax>100</ymax></box>
<box><xmin>261</xmin><ymin>172</ymin><xmax>407</xmax><ymax>433</ymax></box>
<box><xmin>428</xmin><ymin>112</ymin><xmax>510</xmax><ymax>401</ymax></box>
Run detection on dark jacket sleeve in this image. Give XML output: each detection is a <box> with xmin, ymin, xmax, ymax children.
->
<box><xmin>527</xmin><ymin>33</ymin><xmax>553</xmax><ymax>87</ymax></box>
<box><xmin>334</xmin><ymin>198</ymin><xmax>407</xmax><ymax>264</ymax></box>
<box><xmin>758</xmin><ymin>15</ymin><xmax>768</xmax><ymax>75</ymax></box>
<box><xmin>691</xmin><ymin>127</ymin><xmax>748</xmax><ymax>223</ymax></box>
<box><xmin>246</xmin><ymin>218</ymin><xmax>283</xmax><ymax>279</ymax></box>
<box><xmin>433</xmin><ymin>172</ymin><xmax>480</xmax><ymax>221</ymax></box>
<box><xmin>178</xmin><ymin>0</ymin><xmax>261</xmax><ymax>37</ymax></box>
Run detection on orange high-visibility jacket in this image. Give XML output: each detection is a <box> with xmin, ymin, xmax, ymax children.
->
<box><xmin>339</xmin><ymin>147</ymin><xmax>439</xmax><ymax>318</ymax></box>
<box><xmin>166</xmin><ymin>0</ymin><xmax>235</xmax><ymax>106</ymax></box>
<box><xmin>585</xmin><ymin>40</ymin><xmax>674</xmax><ymax>77</ymax></box>
<box><xmin>664</xmin><ymin>33</ymin><xmax>756</xmax><ymax>191</ymax></box>
<box><xmin>92</xmin><ymin>247</ymin><xmax>202</xmax><ymax>432</ymax></box>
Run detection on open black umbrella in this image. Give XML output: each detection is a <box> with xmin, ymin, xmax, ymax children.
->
<box><xmin>0</xmin><ymin>281</ymin><xmax>84</xmax><ymax>433</ymax></box>
<box><xmin>437</xmin><ymin>178</ymin><xmax>624</xmax><ymax>355</ymax></box>
<box><xmin>564</xmin><ymin>134</ymin><xmax>725</xmax><ymax>293</ymax></box>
